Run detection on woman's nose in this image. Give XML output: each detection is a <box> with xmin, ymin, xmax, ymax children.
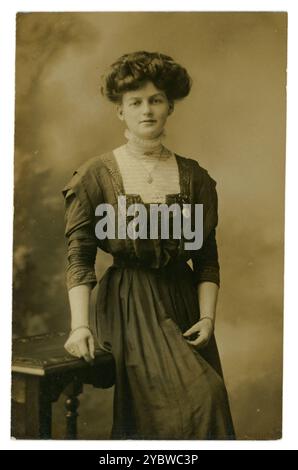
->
<box><xmin>142</xmin><ymin>101</ymin><xmax>153</xmax><ymax>115</ymax></box>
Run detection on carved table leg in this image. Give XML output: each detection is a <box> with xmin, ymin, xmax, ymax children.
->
<box><xmin>63</xmin><ymin>378</ymin><xmax>83</xmax><ymax>439</ymax></box>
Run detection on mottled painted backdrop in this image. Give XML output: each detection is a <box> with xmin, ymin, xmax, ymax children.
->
<box><xmin>13</xmin><ymin>12</ymin><xmax>287</xmax><ymax>440</ymax></box>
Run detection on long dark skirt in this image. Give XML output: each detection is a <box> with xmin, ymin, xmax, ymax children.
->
<box><xmin>90</xmin><ymin>260</ymin><xmax>235</xmax><ymax>440</ymax></box>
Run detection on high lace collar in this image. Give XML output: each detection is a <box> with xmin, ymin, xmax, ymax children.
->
<box><xmin>124</xmin><ymin>128</ymin><xmax>167</xmax><ymax>157</ymax></box>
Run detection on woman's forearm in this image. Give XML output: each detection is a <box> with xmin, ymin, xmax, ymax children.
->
<box><xmin>68</xmin><ymin>284</ymin><xmax>92</xmax><ymax>329</ymax></box>
<box><xmin>197</xmin><ymin>281</ymin><xmax>219</xmax><ymax>323</ymax></box>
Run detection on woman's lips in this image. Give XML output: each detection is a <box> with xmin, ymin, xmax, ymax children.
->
<box><xmin>140</xmin><ymin>120</ymin><xmax>156</xmax><ymax>124</ymax></box>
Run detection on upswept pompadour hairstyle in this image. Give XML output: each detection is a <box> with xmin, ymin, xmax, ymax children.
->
<box><xmin>100</xmin><ymin>51</ymin><xmax>192</xmax><ymax>103</ymax></box>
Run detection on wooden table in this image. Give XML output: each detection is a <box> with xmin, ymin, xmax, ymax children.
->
<box><xmin>11</xmin><ymin>332</ymin><xmax>115</xmax><ymax>439</ymax></box>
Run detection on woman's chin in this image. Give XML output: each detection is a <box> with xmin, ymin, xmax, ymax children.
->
<box><xmin>137</xmin><ymin>130</ymin><xmax>162</xmax><ymax>140</ymax></box>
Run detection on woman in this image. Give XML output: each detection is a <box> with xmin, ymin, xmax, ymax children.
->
<box><xmin>63</xmin><ymin>51</ymin><xmax>235</xmax><ymax>439</ymax></box>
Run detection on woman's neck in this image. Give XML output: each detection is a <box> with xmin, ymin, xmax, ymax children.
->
<box><xmin>124</xmin><ymin>128</ymin><xmax>166</xmax><ymax>156</ymax></box>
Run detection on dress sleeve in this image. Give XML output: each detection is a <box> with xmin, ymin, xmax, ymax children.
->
<box><xmin>191</xmin><ymin>161</ymin><xmax>220</xmax><ymax>288</ymax></box>
<box><xmin>191</xmin><ymin>228</ymin><xmax>220</xmax><ymax>287</ymax></box>
<box><xmin>62</xmin><ymin>171</ymin><xmax>98</xmax><ymax>291</ymax></box>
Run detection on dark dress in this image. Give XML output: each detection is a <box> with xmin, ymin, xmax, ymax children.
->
<box><xmin>62</xmin><ymin>151</ymin><xmax>235</xmax><ymax>440</ymax></box>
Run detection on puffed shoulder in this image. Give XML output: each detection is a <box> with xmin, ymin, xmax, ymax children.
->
<box><xmin>62</xmin><ymin>154</ymin><xmax>107</xmax><ymax>219</ymax></box>
<box><xmin>184</xmin><ymin>156</ymin><xmax>217</xmax><ymax>187</ymax></box>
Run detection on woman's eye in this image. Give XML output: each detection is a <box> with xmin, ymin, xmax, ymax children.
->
<box><xmin>130</xmin><ymin>101</ymin><xmax>141</xmax><ymax>106</ymax></box>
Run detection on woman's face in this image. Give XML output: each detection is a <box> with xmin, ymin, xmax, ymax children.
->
<box><xmin>117</xmin><ymin>81</ymin><xmax>174</xmax><ymax>140</ymax></box>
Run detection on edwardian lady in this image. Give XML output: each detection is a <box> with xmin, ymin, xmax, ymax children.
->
<box><xmin>63</xmin><ymin>51</ymin><xmax>235</xmax><ymax>439</ymax></box>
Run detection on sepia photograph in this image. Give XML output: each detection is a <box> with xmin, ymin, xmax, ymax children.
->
<box><xmin>11</xmin><ymin>11</ymin><xmax>287</xmax><ymax>441</ymax></box>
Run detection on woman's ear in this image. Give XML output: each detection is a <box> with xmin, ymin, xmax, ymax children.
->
<box><xmin>168</xmin><ymin>101</ymin><xmax>174</xmax><ymax>116</ymax></box>
<box><xmin>117</xmin><ymin>104</ymin><xmax>124</xmax><ymax>121</ymax></box>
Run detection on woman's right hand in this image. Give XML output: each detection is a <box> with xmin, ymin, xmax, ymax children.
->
<box><xmin>64</xmin><ymin>326</ymin><xmax>95</xmax><ymax>363</ymax></box>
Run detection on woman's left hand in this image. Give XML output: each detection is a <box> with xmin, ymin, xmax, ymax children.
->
<box><xmin>182</xmin><ymin>318</ymin><xmax>214</xmax><ymax>350</ymax></box>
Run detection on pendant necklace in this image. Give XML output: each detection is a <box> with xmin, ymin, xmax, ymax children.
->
<box><xmin>124</xmin><ymin>128</ymin><xmax>171</xmax><ymax>184</ymax></box>
<box><xmin>128</xmin><ymin>146</ymin><xmax>169</xmax><ymax>184</ymax></box>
